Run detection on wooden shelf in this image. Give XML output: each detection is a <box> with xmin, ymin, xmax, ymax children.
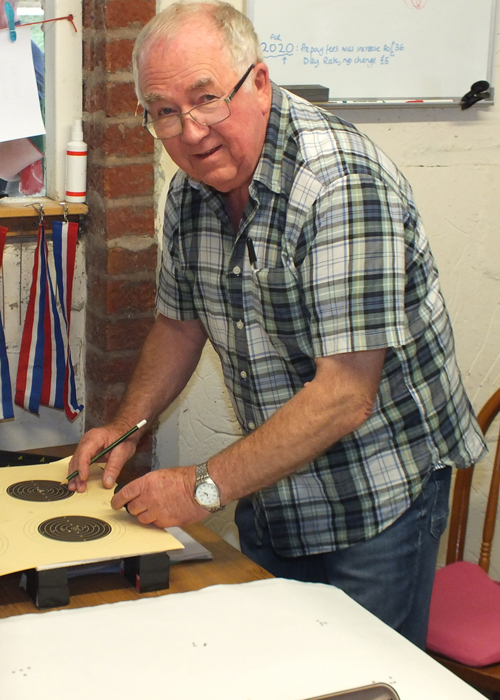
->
<box><xmin>0</xmin><ymin>197</ymin><xmax>88</xmax><ymax>237</ymax></box>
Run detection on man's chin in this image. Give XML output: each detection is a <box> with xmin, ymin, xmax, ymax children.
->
<box><xmin>188</xmin><ymin>168</ymin><xmax>240</xmax><ymax>193</ymax></box>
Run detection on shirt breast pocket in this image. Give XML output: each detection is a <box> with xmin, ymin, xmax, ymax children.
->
<box><xmin>251</xmin><ymin>266</ymin><xmax>312</xmax><ymax>358</ymax></box>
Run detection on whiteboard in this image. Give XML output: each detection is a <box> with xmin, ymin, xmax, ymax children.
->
<box><xmin>247</xmin><ymin>0</ymin><xmax>499</xmax><ymax>104</ymax></box>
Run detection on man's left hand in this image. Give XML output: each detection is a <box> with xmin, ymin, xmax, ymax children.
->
<box><xmin>111</xmin><ymin>467</ymin><xmax>207</xmax><ymax>528</ymax></box>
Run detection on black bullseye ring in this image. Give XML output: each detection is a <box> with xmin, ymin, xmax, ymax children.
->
<box><xmin>7</xmin><ymin>480</ymin><xmax>73</xmax><ymax>502</ymax></box>
<box><xmin>38</xmin><ymin>516</ymin><xmax>112</xmax><ymax>542</ymax></box>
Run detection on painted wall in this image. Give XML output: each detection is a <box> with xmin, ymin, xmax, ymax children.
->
<box><xmin>153</xmin><ymin>1</ymin><xmax>500</xmax><ymax>570</ymax></box>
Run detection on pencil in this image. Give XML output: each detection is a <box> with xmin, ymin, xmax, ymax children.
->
<box><xmin>60</xmin><ymin>419</ymin><xmax>147</xmax><ymax>485</ymax></box>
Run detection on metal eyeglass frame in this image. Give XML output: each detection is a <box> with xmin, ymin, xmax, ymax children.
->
<box><xmin>142</xmin><ymin>63</ymin><xmax>256</xmax><ymax>139</ymax></box>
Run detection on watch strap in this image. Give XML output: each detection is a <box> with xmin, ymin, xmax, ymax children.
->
<box><xmin>195</xmin><ymin>462</ymin><xmax>210</xmax><ymax>486</ymax></box>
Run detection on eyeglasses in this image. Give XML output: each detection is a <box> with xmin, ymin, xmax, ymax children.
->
<box><xmin>142</xmin><ymin>64</ymin><xmax>255</xmax><ymax>140</ymax></box>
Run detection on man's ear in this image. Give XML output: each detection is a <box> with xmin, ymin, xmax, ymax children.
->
<box><xmin>253</xmin><ymin>63</ymin><xmax>272</xmax><ymax>115</ymax></box>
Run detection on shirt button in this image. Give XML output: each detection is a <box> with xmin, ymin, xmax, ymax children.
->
<box><xmin>240</xmin><ymin>370</ymin><xmax>248</xmax><ymax>379</ymax></box>
<box><xmin>248</xmin><ymin>422</ymin><xmax>256</xmax><ymax>430</ymax></box>
<box><xmin>236</xmin><ymin>320</ymin><xmax>244</xmax><ymax>330</ymax></box>
<box><xmin>232</xmin><ymin>265</ymin><xmax>241</xmax><ymax>275</ymax></box>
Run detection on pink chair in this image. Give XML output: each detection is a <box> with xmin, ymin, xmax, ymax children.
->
<box><xmin>427</xmin><ymin>388</ymin><xmax>500</xmax><ymax>697</ymax></box>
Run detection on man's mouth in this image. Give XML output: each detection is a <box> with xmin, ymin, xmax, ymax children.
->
<box><xmin>196</xmin><ymin>145</ymin><xmax>221</xmax><ymax>159</ymax></box>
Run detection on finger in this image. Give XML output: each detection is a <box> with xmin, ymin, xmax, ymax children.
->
<box><xmin>67</xmin><ymin>477</ymin><xmax>82</xmax><ymax>492</ymax></box>
<box><xmin>102</xmin><ymin>442</ymin><xmax>137</xmax><ymax>489</ymax></box>
<box><xmin>112</xmin><ymin>483</ymin><xmax>148</xmax><ymax>517</ymax></box>
<box><xmin>66</xmin><ymin>466</ymin><xmax>88</xmax><ymax>493</ymax></box>
<box><xmin>110</xmin><ymin>479</ymin><xmax>141</xmax><ymax>511</ymax></box>
<box><xmin>137</xmin><ymin>510</ymin><xmax>155</xmax><ymax>525</ymax></box>
<box><xmin>74</xmin><ymin>476</ymin><xmax>88</xmax><ymax>493</ymax></box>
<box><xmin>112</xmin><ymin>484</ymin><xmax>130</xmax><ymax>513</ymax></box>
<box><xmin>66</xmin><ymin>455</ymin><xmax>90</xmax><ymax>489</ymax></box>
<box><xmin>126</xmin><ymin>497</ymin><xmax>149</xmax><ymax>518</ymax></box>
<box><xmin>66</xmin><ymin>432</ymin><xmax>110</xmax><ymax>488</ymax></box>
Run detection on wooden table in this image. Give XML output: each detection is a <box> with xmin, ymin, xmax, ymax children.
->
<box><xmin>0</xmin><ymin>523</ymin><xmax>274</xmax><ymax>619</ymax></box>
<box><xmin>0</xmin><ymin>444</ymin><xmax>273</xmax><ymax>619</ymax></box>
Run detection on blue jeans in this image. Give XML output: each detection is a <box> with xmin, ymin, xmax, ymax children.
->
<box><xmin>235</xmin><ymin>466</ymin><xmax>451</xmax><ymax>649</ymax></box>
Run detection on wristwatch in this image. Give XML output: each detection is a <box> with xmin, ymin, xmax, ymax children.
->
<box><xmin>194</xmin><ymin>462</ymin><xmax>224</xmax><ymax>513</ymax></box>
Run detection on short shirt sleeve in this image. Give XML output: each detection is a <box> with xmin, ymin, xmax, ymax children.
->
<box><xmin>156</xmin><ymin>178</ymin><xmax>199</xmax><ymax>321</ymax></box>
<box><xmin>300</xmin><ymin>172</ymin><xmax>411</xmax><ymax>357</ymax></box>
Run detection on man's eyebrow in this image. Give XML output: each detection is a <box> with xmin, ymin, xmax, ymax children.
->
<box><xmin>142</xmin><ymin>91</ymin><xmax>167</xmax><ymax>104</ymax></box>
<box><xmin>188</xmin><ymin>76</ymin><xmax>214</xmax><ymax>91</ymax></box>
<box><xmin>142</xmin><ymin>78</ymin><xmax>215</xmax><ymax>105</ymax></box>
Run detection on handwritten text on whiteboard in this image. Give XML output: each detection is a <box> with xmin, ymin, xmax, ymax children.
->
<box><xmin>262</xmin><ymin>34</ymin><xmax>405</xmax><ymax>68</ymax></box>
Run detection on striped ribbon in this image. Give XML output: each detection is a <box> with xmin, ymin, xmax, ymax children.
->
<box><xmin>15</xmin><ymin>220</ymin><xmax>83</xmax><ymax>420</ymax></box>
<box><xmin>0</xmin><ymin>226</ymin><xmax>14</xmax><ymax>420</ymax></box>
<box><xmin>50</xmin><ymin>220</ymin><xmax>83</xmax><ymax>420</ymax></box>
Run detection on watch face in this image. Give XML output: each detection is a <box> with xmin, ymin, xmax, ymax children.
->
<box><xmin>196</xmin><ymin>482</ymin><xmax>219</xmax><ymax>507</ymax></box>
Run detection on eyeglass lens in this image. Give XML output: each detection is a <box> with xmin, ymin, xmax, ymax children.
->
<box><xmin>149</xmin><ymin>100</ymin><xmax>231</xmax><ymax>139</ymax></box>
<box><xmin>144</xmin><ymin>64</ymin><xmax>255</xmax><ymax>139</ymax></box>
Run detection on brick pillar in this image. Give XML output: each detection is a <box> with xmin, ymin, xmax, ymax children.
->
<box><xmin>82</xmin><ymin>0</ymin><xmax>157</xmax><ymax>477</ymax></box>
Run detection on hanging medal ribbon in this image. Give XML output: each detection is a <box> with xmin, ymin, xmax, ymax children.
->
<box><xmin>0</xmin><ymin>226</ymin><xmax>14</xmax><ymax>420</ymax></box>
<box><xmin>48</xmin><ymin>219</ymin><xmax>83</xmax><ymax>420</ymax></box>
<box><xmin>16</xmin><ymin>219</ymin><xmax>50</xmax><ymax>414</ymax></box>
<box><xmin>15</xmin><ymin>219</ymin><xmax>83</xmax><ymax>420</ymax></box>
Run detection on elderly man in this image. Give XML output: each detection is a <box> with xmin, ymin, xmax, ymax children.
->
<box><xmin>70</xmin><ymin>1</ymin><xmax>485</xmax><ymax>648</ymax></box>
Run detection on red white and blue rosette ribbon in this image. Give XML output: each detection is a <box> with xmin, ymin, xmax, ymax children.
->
<box><xmin>15</xmin><ymin>220</ymin><xmax>83</xmax><ymax>420</ymax></box>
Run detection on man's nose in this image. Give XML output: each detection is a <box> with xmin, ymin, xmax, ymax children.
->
<box><xmin>179</xmin><ymin>114</ymin><xmax>210</xmax><ymax>143</ymax></box>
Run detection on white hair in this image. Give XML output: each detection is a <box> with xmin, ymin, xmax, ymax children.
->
<box><xmin>133</xmin><ymin>1</ymin><xmax>265</xmax><ymax>105</ymax></box>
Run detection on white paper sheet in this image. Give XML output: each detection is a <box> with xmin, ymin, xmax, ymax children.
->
<box><xmin>0</xmin><ymin>579</ymin><xmax>484</xmax><ymax>700</ymax></box>
<box><xmin>0</xmin><ymin>25</ymin><xmax>45</xmax><ymax>142</ymax></box>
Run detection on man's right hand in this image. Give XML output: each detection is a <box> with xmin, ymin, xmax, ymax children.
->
<box><xmin>65</xmin><ymin>314</ymin><xmax>207</xmax><ymax>494</ymax></box>
<box><xmin>67</xmin><ymin>422</ymin><xmax>140</xmax><ymax>492</ymax></box>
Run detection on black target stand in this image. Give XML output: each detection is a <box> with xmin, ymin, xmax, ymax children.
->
<box><xmin>22</xmin><ymin>552</ymin><xmax>170</xmax><ymax>610</ymax></box>
<box><xmin>23</xmin><ymin>567</ymin><xmax>71</xmax><ymax>609</ymax></box>
<box><xmin>121</xmin><ymin>551</ymin><xmax>170</xmax><ymax>594</ymax></box>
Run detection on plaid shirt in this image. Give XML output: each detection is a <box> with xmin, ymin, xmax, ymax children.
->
<box><xmin>157</xmin><ymin>84</ymin><xmax>485</xmax><ymax>557</ymax></box>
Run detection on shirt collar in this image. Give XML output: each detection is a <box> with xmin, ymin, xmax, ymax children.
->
<box><xmin>188</xmin><ymin>83</ymin><xmax>289</xmax><ymax>198</ymax></box>
<box><xmin>250</xmin><ymin>82</ymin><xmax>289</xmax><ymax>195</ymax></box>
